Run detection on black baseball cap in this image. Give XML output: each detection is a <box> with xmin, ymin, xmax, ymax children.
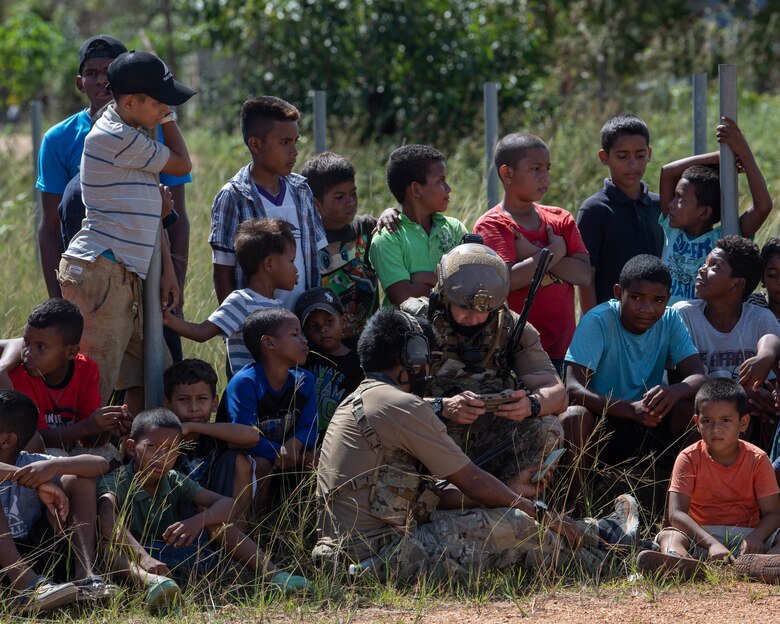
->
<box><xmin>78</xmin><ymin>35</ymin><xmax>127</xmax><ymax>73</ymax></box>
<box><xmin>294</xmin><ymin>287</ymin><xmax>344</xmax><ymax>326</ymax></box>
<box><xmin>107</xmin><ymin>50</ymin><xmax>195</xmax><ymax>106</ymax></box>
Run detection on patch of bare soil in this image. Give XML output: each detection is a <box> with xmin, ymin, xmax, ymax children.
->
<box><xmin>298</xmin><ymin>582</ymin><xmax>780</xmax><ymax>624</ymax></box>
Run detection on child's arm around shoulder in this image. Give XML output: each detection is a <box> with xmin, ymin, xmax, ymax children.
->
<box><xmin>717</xmin><ymin>117</ymin><xmax>774</xmax><ymax>237</ymax></box>
<box><xmin>182</xmin><ymin>421</ymin><xmax>260</xmax><ymax>448</ymax></box>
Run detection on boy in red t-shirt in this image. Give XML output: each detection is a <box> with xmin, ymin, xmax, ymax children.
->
<box><xmin>637</xmin><ymin>379</ymin><xmax>780</xmax><ymax>579</ymax></box>
<box><xmin>474</xmin><ymin>132</ymin><xmax>590</xmax><ymax>374</ymax></box>
<box><xmin>0</xmin><ymin>299</ymin><xmax>130</xmax><ymax>458</ymax></box>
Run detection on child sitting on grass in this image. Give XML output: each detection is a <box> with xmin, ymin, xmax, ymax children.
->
<box><xmin>473</xmin><ymin>132</ymin><xmax>590</xmax><ymax>374</ymax></box>
<box><xmin>223</xmin><ymin>308</ymin><xmax>317</xmax><ymax>513</ymax></box>
<box><xmin>1</xmin><ymin>299</ymin><xmax>130</xmax><ymax>462</ymax></box>
<box><xmin>673</xmin><ymin>236</ymin><xmax>780</xmax><ymax>449</ymax></box>
<box><xmin>163</xmin><ymin>359</ymin><xmax>259</xmax><ymax>523</ymax></box>
<box><xmin>369</xmin><ymin>144</ymin><xmax>467</xmax><ymax>306</ymax></box>
<box><xmin>301</xmin><ymin>152</ymin><xmax>379</xmax><ymax>344</ymax></box>
<box><xmin>562</xmin><ymin>254</ymin><xmax>707</xmax><ymax>507</ymax></box>
<box><xmin>637</xmin><ymin>379</ymin><xmax>780</xmax><ymax>580</ymax></box>
<box><xmin>659</xmin><ymin>117</ymin><xmax>772</xmax><ymax>305</ymax></box>
<box><xmin>748</xmin><ymin>237</ymin><xmax>780</xmax><ymax>323</ymax></box>
<box><xmin>97</xmin><ymin>408</ymin><xmax>310</xmax><ymax>612</ymax></box>
<box><xmin>164</xmin><ymin>218</ymin><xmax>298</xmax><ymax>376</ymax></box>
<box><xmin>295</xmin><ymin>287</ymin><xmax>363</xmax><ymax>434</ymax></box>
<box><xmin>0</xmin><ymin>390</ymin><xmax>116</xmax><ymax>614</ymax></box>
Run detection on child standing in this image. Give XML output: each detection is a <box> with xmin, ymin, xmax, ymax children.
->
<box><xmin>295</xmin><ymin>287</ymin><xmax>363</xmax><ymax>433</ymax></box>
<box><xmin>164</xmin><ymin>218</ymin><xmax>297</xmax><ymax>376</ymax></box>
<box><xmin>6</xmin><ymin>299</ymin><xmax>130</xmax><ymax>459</ymax></box>
<box><xmin>659</xmin><ymin>117</ymin><xmax>772</xmax><ymax>305</ymax></box>
<box><xmin>58</xmin><ymin>50</ymin><xmax>194</xmax><ymax>406</ymax></box>
<box><xmin>576</xmin><ymin>114</ymin><xmax>663</xmax><ymax>313</ymax></box>
<box><xmin>163</xmin><ymin>359</ymin><xmax>258</xmax><ymax>521</ymax></box>
<box><xmin>223</xmin><ymin>308</ymin><xmax>317</xmax><ymax>510</ymax></box>
<box><xmin>474</xmin><ymin>132</ymin><xmax>590</xmax><ymax>373</ymax></box>
<box><xmin>209</xmin><ymin>96</ymin><xmax>326</xmax><ymax>309</ymax></box>
<box><xmin>637</xmin><ymin>379</ymin><xmax>780</xmax><ymax>578</ymax></box>
<box><xmin>0</xmin><ymin>390</ymin><xmax>116</xmax><ymax>612</ymax></box>
<box><xmin>301</xmin><ymin>152</ymin><xmax>379</xmax><ymax>342</ymax></box>
<box><xmin>369</xmin><ymin>144</ymin><xmax>467</xmax><ymax>306</ymax></box>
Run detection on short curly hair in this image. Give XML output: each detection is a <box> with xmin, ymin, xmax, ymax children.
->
<box><xmin>715</xmin><ymin>236</ymin><xmax>764</xmax><ymax>301</ymax></box>
<box><xmin>618</xmin><ymin>254</ymin><xmax>671</xmax><ymax>290</ymax></box>
<box><xmin>386</xmin><ymin>144</ymin><xmax>445</xmax><ymax>204</ymax></box>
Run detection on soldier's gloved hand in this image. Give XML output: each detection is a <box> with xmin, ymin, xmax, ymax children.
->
<box><xmin>494</xmin><ymin>389</ymin><xmax>531</xmax><ymax>422</ymax></box>
<box><xmin>443</xmin><ymin>391</ymin><xmax>486</xmax><ymax>424</ymax></box>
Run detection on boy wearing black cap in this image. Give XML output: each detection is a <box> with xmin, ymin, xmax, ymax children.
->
<box><xmin>296</xmin><ymin>287</ymin><xmax>363</xmax><ymax>433</ymax></box>
<box><xmin>36</xmin><ymin>36</ymin><xmax>192</xmax><ymax>308</ymax></box>
<box><xmin>59</xmin><ymin>50</ymin><xmax>195</xmax><ymax>406</ymax></box>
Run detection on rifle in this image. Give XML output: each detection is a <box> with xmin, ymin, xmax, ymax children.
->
<box><xmin>504</xmin><ymin>246</ymin><xmax>553</xmax><ymax>368</ymax></box>
<box><xmin>473</xmin><ymin>247</ymin><xmax>553</xmax><ymax>468</ymax></box>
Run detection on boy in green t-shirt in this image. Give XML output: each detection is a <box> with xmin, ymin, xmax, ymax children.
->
<box><xmin>369</xmin><ymin>144</ymin><xmax>467</xmax><ymax>306</ymax></box>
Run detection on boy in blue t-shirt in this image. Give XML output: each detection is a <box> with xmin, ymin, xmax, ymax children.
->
<box><xmin>223</xmin><ymin>308</ymin><xmax>317</xmax><ymax>512</ymax></box>
<box><xmin>561</xmin><ymin>255</ymin><xmax>707</xmax><ymax>505</ymax></box>
<box><xmin>659</xmin><ymin>117</ymin><xmax>772</xmax><ymax>305</ymax></box>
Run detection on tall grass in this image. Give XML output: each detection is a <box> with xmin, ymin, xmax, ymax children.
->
<box><xmin>1</xmin><ymin>87</ymin><xmax>779</xmax><ymax>616</ymax></box>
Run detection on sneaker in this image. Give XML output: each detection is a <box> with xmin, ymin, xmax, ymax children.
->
<box><xmin>596</xmin><ymin>494</ymin><xmax>639</xmax><ymax>546</ymax></box>
<box><xmin>73</xmin><ymin>575</ymin><xmax>122</xmax><ymax>603</ymax></box>
<box><xmin>735</xmin><ymin>553</ymin><xmax>780</xmax><ymax>584</ymax></box>
<box><xmin>268</xmin><ymin>571</ymin><xmax>314</xmax><ymax>594</ymax></box>
<box><xmin>9</xmin><ymin>577</ymin><xmax>79</xmax><ymax>615</ymax></box>
<box><xmin>145</xmin><ymin>577</ymin><xmax>181</xmax><ymax>612</ymax></box>
<box><xmin>636</xmin><ymin>550</ymin><xmax>705</xmax><ymax>581</ymax></box>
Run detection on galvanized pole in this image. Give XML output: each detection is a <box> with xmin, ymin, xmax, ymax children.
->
<box><xmin>313</xmin><ymin>90</ymin><xmax>327</xmax><ymax>154</ymax></box>
<box><xmin>31</xmin><ymin>100</ymin><xmax>43</xmax><ymax>258</ymax></box>
<box><xmin>143</xmin><ymin>224</ymin><xmax>164</xmax><ymax>408</ymax></box>
<box><xmin>692</xmin><ymin>73</ymin><xmax>707</xmax><ymax>155</ymax></box>
<box><xmin>484</xmin><ymin>82</ymin><xmax>500</xmax><ymax>209</ymax></box>
<box><xmin>718</xmin><ymin>64</ymin><xmax>739</xmax><ymax>236</ymax></box>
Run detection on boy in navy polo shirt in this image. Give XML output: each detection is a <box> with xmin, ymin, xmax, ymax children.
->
<box><xmin>576</xmin><ymin>114</ymin><xmax>663</xmax><ymax>314</ymax></box>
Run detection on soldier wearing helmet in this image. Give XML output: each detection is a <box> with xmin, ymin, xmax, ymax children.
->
<box><xmin>401</xmin><ymin>241</ymin><xmax>566</xmax><ymax>489</ymax></box>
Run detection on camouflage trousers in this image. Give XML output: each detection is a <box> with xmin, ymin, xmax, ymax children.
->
<box><xmin>343</xmin><ymin>508</ymin><xmax>608</xmax><ymax>583</ymax></box>
<box><xmin>447</xmin><ymin>414</ymin><xmax>563</xmax><ymax>481</ymax></box>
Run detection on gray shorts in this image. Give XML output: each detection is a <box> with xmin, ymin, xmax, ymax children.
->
<box><xmin>657</xmin><ymin>525</ymin><xmax>780</xmax><ymax>559</ymax></box>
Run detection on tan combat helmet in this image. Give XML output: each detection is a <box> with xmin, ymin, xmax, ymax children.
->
<box><xmin>435</xmin><ymin>243</ymin><xmax>509</xmax><ymax>312</ymax></box>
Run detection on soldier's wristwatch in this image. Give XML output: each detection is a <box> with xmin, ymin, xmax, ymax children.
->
<box><xmin>431</xmin><ymin>397</ymin><xmax>444</xmax><ymax>419</ymax></box>
<box><xmin>528</xmin><ymin>394</ymin><xmax>541</xmax><ymax>418</ymax></box>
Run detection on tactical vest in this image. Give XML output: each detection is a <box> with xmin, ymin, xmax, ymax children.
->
<box><xmin>321</xmin><ymin>380</ymin><xmax>440</xmax><ymax>527</ymax></box>
<box><xmin>401</xmin><ymin>297</ymin><xmax>517</xmax><ymax>397</ymax></box>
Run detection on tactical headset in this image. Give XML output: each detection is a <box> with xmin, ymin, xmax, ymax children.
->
<box><xmin>398</xmin><ymin>311</ymin><xmax>430</xmax><ymax>369</ymax></box>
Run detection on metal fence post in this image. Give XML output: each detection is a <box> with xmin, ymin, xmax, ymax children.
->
<box><xmin>718</xmin><ymin>64</ymin><xmax>739</xmax><ymax>236</ymax></box>
<box><xmin>31</xmin><ymin>101</ymin><xmax>43</xmax><ymax>257</ymax></box>
<box><xmin>483</xmin><ymin>82</ymin><xmax>499</xmax><ymax>209</ymax></box>
<box><xmin>692</xmin><ymin>73</ymin><xmax>707</xmax><ymax>155</ymax></box>
<box><xmin>143</xmin><ymin>224</ymin><xmax>164</xmax><ymax>408</ymax></box>
<box><xmin>313</xmin><ymin>90</ymin><xmax>327</xmax><ymax>154</ymax></box>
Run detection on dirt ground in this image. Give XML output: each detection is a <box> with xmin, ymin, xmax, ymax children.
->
<box><xmin>280</xmin><ymin>581</ymin><xmax>780</xmax><ymax>624</ymax></box>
